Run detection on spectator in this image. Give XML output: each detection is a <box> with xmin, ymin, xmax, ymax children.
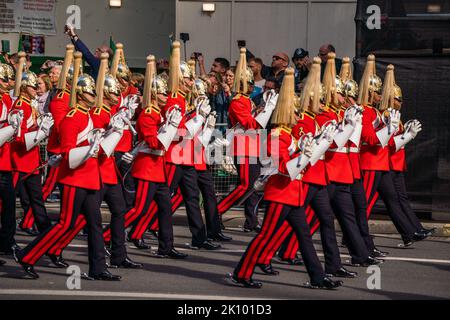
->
<box><xmin>36</xmin><ymin>74</ymin><xmax>52</xmax><ymax>114</ymax></box>
<box><xmin>64</xmin><ymin>24</ymin><xmax>113</xmax><ymax>79</ymax></box>
<box><xmin>252</xmin><ymin>76</ymin><xmax>280</xmax><ymax>108</ymax></box>
<box><xmin>291</xmin><ymin>48</ymin><xmax>311</xmax><ymax>91</ymax></box>
<box><xmin>245</xmin><ymin>48</ymin><xmax>289</xmax><ymax>82</ymax></box>
<box><xmin>131</xmin><ymin>72</ymin><xmax>145</xmax><ymax>94</ymax></box>
<box><xmin>210</xmin><ymin>57</ymin><xmax>230</xmax><ymax>77</ymax></box>
<box><xmin>48</xmin><ymin>65</ymin><xmax>62</xmax><ymax>88</ymax></box>
<box><xmin>318</xmin><ymin>43</ymin><xmax>342</xmax><ymax>79</ymax></box>
<box><xmin>210</xmin><ymin>69</ymin><xmax>234</xmax><ymax>128</ymax></box>
<box><xmin>248</xmin><ymin>57</ymin><xmax>265</xmax><ymax>92</ymax></box>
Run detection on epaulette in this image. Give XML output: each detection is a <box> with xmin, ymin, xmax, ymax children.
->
<box><xmin>279</xmin><ymin>125</ymin><xmax>292</xmax><ymax>136</ymax></box>
<box><xmin>304</xmin><ymin>110</ymin><xmax>316</xmax><ymax>119</ymax></box>
<box><xmin>16</xmin><ymin>99</ymin><xmax>23</xmax><ymax>107</ymax></box>
<box><xmin>232</xmin><ymin>94</ymin><xmax>241</xmax><ymax>101</ymax></box>
<box><xmin>20</xmin><ymin>96</ymin><xmax>31</xmax><ymax>104</ymax></box>
<box><xmin>145</xmin><ymin>105</ymin><xmax>160</xmax><ymax>114</ymax></box>
<box><xmin>93</xmin><ymin>107</ymin><xmax>102</xmax><ymax>115</ymax></box>
<box><xmin>177</xmin><ymin>89</ymin><xmax>187</xmax><ymax>98</ymax></box>
<box><xmin>56</xmin><ymin>91</ymin><xmax>65</xmax><ymax>99</ymax></box>
<box><xmin>171</xmin><ymin>92</ymin><xmax>178</xmax><ymax>99</ymax></box>
<box><xmin>66</xmin><ymin>108</ymin><xmax>77</xmax><ymax>118</ymax></box>
<box><xmin>101</xmin><ymin>104</ymin><xmax>111</xmax><ymax>113</ymax></box>
<box><xmin>241</xmin><ymin>93</ymin><xmax>250</xmax><ymax>99</ymax></box>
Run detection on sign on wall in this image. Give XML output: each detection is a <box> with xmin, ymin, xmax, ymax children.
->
<box><xmin>0</xmin><ymin>0</ymin><xmax>57</xmax><ymax>35</ymax></box>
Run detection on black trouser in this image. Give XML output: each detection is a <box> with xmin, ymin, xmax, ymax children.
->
<box><xmin>17</xmin><ymin>185</ymin><xmax>106</xmax><ymax>275</ymax></box>
<box><xmin>15</xmin><ymin>173</ymin><xmax>51</xmax><ymax>232</ymax></box>
<box><xmin>234</xmin><ymin>202</ymin><xmax>325</xmax><ymax>284</ymax></box>
<box><xmin>351</xmin><ymin>179</ymin><xmax>376</xmax><ymax>251</ymax></box>
<box><xmin>0</xmin><ymin>171</ymin><xmax>16</xmax><ymax>251</ymax></box>
<box><xmin>197</xmin><ymin>170</ymin><xmax>221</xmax><ymax>238</ymax></box>
<box><xmin>170</xmin><ymin>165</ymin><xmax>207</xmax><ymax>246</ymax></box>
<box><xmin>327</xmin><ymin>183</ymin><xmax>370</xmax><ymax>264</ymax></box>
<box><xmin>364</xmin><ymin>170</ymin><xmax>417</xmax><ymax>242</ymax></box>
<box><xmin>278</xmin><ymin>184</ymin><xmax>342</xmax><ymax>273</ymax></box>
<box><xmin>128</xmin><ymin>180</ymin><xmax>174</xmax><ymax>254</ymax></box>
<box><xmin>100</xmin><ymin>183</ymin><xmax>127</xmax><ymax>265</ymax></box>
<box><xmin>115</xmin><ymin>152</ymin><xmax>136</xmax><ymax>211</ymax></box>
<box><xmin>217</xmin><ymin>156</ymin><xmax>261</xmax><ymax>229</ymax></box>
<box><xmin>391</xmin><ymin>171</ymin><xmax>423</xmax><ymax>232</ymax></box>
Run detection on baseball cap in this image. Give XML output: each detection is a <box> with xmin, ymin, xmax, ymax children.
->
<box><xmin>292</xmin><ymin>48</ymin><xmax>309</xmax><ymax>60</ymax></box>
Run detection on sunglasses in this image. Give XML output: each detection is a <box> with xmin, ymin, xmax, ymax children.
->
<box><xmin>272</xmin><ymin>56</ymin><xmax>285</xmax><ymax>62</ymax></box>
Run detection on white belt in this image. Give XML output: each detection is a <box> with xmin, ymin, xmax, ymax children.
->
<box><xmin>349</xmin><ymin>147</ymin><xmax>360</xmax><ymax>153</ymax></box>
<box><xmin>139</xmin><ymin>146</ymin><xmax>165</xmax><ymax>156</ymax></box>
<box><xmin>328</xmin><ymin>147</ymin><xmax>349</xmax><ymax>153</ymax></box>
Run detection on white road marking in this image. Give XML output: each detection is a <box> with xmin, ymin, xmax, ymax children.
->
<box><xmin>0</xmin><ymin>289</ymin><xmax>272</xmax><ymax>300</ymax></box>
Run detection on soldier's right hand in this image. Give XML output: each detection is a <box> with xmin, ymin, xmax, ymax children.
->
<box><xmin>168</xmin><ymin>108</ymin><xmax>183</xmax><ymax>127</ymax></box>
<box><xmin>389</xmin><ymin>108</ymin><xmax>401</xmax><ymax>132</ymax></box>
<box><xmin>122</xmin><ymin>152</ymin><xmax>135</xmax><ymax>164</ymax></box>
<box><xmin>322</xmin><ymin>122</ymin><xmax>338</xmax><ymax>143</ymax></box>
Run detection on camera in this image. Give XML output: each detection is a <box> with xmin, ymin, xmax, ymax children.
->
<box><xmin>180</xmin><ymin>33</ymin><xmax>190</xmax><ymax>42</ymax></box>
<box><xmin>237</xmin><ymin>40</ymin><xmax>246</xmax><ymax>48</ymax></box>
<box><xmin>193</xmin><ymin>52</ymin><xmax>202</xmax><ymax>59</ymax></box>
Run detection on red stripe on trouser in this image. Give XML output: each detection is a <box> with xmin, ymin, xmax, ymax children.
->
<box><xmin>147</xmin><ymin>203</ymin><xmax>159</xmax><ymax>231</ymax></box>
<box><xmin>237</xmin><ymin>203</ymin><xmax>282</xmax><ymax>280</ymax></box>
<box><xmin>363</xmin><ymin>171</ymin><xmax>377</xmax><ymax>218</ymax></box>
<box><xmin>257</xmin><ymin>221</ymin><xmax>291</xmax><ymax>265</ymax></box>
<box><xmin>283</xmin><ymin>231</ymin><xmax>298</xmax><ymax>259</ymax></box>
<box><xmin>171</xmin><ymin>189</ymin><xmax>183</xmax><ymax>212</ymax></box>
<box><xmin>12</xmin><ymin>171</ymin><xmax>19</xmax><ymax>187</ymax></box>
<box><xmin>130</xmin><ymin>163</ymin><xmax>178</xmax><ymax>237</ymax></box>
<box><xmin>21</xmin><ymin>209</ymin><xmax>35</xmax><ymax>229</ymax></box>
<box><xmin>122</xmin><ymin>180</ymin><xmax>153</xmax><ymax>240</ymax></box>
<box><xmin>103</xmin><ymin>180</ymin><xmax>147</xmax><ymax>242</ymax></box>
<box><xmin>22</xmin><ymin>186</ymin><xmax>76</xmax><ymax>265</ymax></box>
<box><xmin>48</xmin><ymin>215</ymin><xmax>86</xmax><ymax>256</ymax></box>
<box><xmin>217</xmin><ymin>159</ymin><xmax>249</xmax><ymax>215</ymax></box>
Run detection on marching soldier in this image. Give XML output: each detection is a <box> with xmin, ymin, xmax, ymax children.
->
<box><xmin>106</xmin><ymin>55</ymin><xmax>187</xmax><ymax>258</ymax></box>
<box><xmin>227</xmin><ymin>67</ymin><xmax>341</xmax><ymax>289</ymax></box>
<box><xmin>217</xmin><ymin>48</ymin><xmax>278</xmax><ymax>232</ymax></box>
<box><xmin>43</xmin><ymin>53</ymin><xmax>142</xmax><ymax>268</ymax></box>
<box><xmin>358</xmin><ymin>56</ymin><xmax>423</xmax><ymax>247</ymax></box>
<box><xmin>19</xmin><ymin>44</ymin><xmax>75</xmax><ymax>234</ymax></box>
<box><xmin>257</xmin><ymin>58</ymin><xmax>358</xmax><ymax>277</ymax></box>
<box><xmin>10</xmin><ymin>52</ymin><xmax>52</xmax><ymax>236</ymax></box>
<box><xmin>14</xmin><ymin>52</ymin><xmax>121</xmax><ymax>280</ymax></box>
<box><xmin>0</xmin><ymin>63</ymin><xmax>18</xmax><ymax>255</ymax></box>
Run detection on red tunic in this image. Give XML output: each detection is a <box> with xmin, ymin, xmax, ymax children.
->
<box><xmin>264</xmin><ymin>126</ymin><xmax>304</xmax><ymax>207</ymax></box>
<box><xmin>132</xmin><ymin>104</ymin><xmax>167</xmax><ymax>183</ymax></box>
<box><xmin>389</xmin><ymin>122</ymin><xmax>406</xmax><ymax>172</ymax></box>
<box><xmin>339</xmin><ymin>107</ymin><xmax>362</xmax><ymax>180</ymax></box>
<box><xmin>0</xmin><ymin>92</ymin><xmax>13</xmax><ymax>171</ymax></box>
<box><xmin>10</xmin><ymin>96</ymin><xmax>41</xmax><ymax>174</ymax></box>
<box><xmin>90</xmin><ymin>104</ymin><xmax>118</xmax><ymax>185</ymax></box>
<box><xmin>115</xmin><ymin>85</ymin><xmax>139</xmax><ymax>153</ymax></box>
<box><xmin>316</xmin><ymin>106</ymin><xmax>354</xmax><ymax>184</ymax></box>
<box><xmin>228</xmin><ymin>93</ymin><xmax>260</xmax><ymax>158</ymax></box>
<box><xmin>292</xmin><ymin>111</ymin><xmax>328</xmax><ymax>186</ymax></box>
<box><xmin>47</xmin><ymin>89</ymin><xmax>70</xmax><ymax>154</ymax></box>
<box><xmin>360</xmin><ymin>105</ymin><xmax>390</xmax><ymax>171</ymax></box>
<box><xmin>57</xmin><ymin>105</ymin><xmax>101</xmax><ymax>190</ymax></box>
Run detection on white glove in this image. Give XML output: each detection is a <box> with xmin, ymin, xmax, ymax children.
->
<box><xmin>344</xmin><ymin>107</ymin><xmax>358</xmax><ymax>127</ymax></box>
<box><xmin>264</xmin><ymin>92</ymin><xmax>278</xmax><ymax>112</ymax></box>
<box><xmin>197</xmin><ymin>98</ymin><xmax>211</xmax><ymax>118</ymax></box>
<box><xmin>167</xmin><ymin>108</ymin><xmax>183</xmax><ymax>128</ymax></box>
<box><xmin>39</xmin><ymin>113</ymin><xmax>54</xmax><ymax>134</ymax></box>
<box><xmin>300</xmin><ymin>133</ymin><xmax>314</xmax><ymax>158</ymax></box>
<box><xmin>394</xmin><ymin>119</ymin><xmax>422</xmax><ymax>152</ymax></box>
<box><xmin>288</xmin><ymin>138</ymin><xmax>297</xmax><ymax>156</ymax></box>
<box><xmin>406</xmin><ymin>119</ymin><xmax>422</xmax><ymax>139</ymax></box>
<box><xmin>48</xmin><ymin>154</ymin><xmax>62</xmax><ymax>167</ymax></box>
<box><xmin>8</xmin><ymin>110</ymin><xmax>24</xmax><ymax>131</ymax></box>
<box><xmin>286</xmin><ymin>134</ymin><xmax>313</xmax><ymax>180</ymax></box>
<box><xmin>322</xmin><ymin>122</ymin><xmax>338</xmax><ymax>143</ymax></box>
<box><xmin>123</xmin><ymin>95</ymin><xmax>140</xmax><ymax>119</ymax></box>
<box><xmin>121</xmin><ymin>152</ymin><xmax>135</xmax><ymax>164</ymax></box>
<box><xmin>110</xmin><ymin>114</ymin><xmax>126</xmax><ymax>132</ymax></box>
<box><xmin>206</xmin><ymin>111</ymin><xmax>217</xmax><ymax>129</ymax></box>
<box><xmin>388</xmin><ymin>108</ymin><xmax>401</xmax><ymax>133</ymax></box>
<box><xmin>213</xmin><ymin>138</ymin><xmax>230</xmax><ymax>148</ymax></box>
<box><xmin>263</xmin><ymin>89</ymin><xmax>276</xmax><ymax>104</ymax></box>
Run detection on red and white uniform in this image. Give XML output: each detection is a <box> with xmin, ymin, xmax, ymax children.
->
<box><xmin>316</xmin><ymin>105</ymin><xmax>354</xmax><ymax>184</ymax></box>
<box><xmin>57</xmin><ymin>105</ymin><xmax>101</xmax><ymax>190</ymax></box>
<box><xmin>389</xmin><ymin>122</ymin><xmax>406</xmax><ymax>172</ymax></box>
<box><xmin>228</xmin><ymin>93</ymin><xmax>260</xmax><ymax>158</ymax></box>
<box><xmin>47</xmin><ymin>89</ymin><xmax>71</xmax><ymax>154</ymax></box>
<box><xmin>114</xmin><ymin>85</ymin><xmax>139</xmax><ymax>153</ymax></box>
<box><xmin>0</xmin><ymin>92</ymin><xmax>13</xmax><ymax>172</ymax></box>
<box><xmin>10</xmin><ymin>96</ymin><xmax>41</xmax><ymax>174</ymax></box>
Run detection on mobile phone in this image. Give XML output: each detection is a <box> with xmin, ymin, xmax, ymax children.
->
<box><xmin>194</xmin><ymin>52</ymin><xmax>202</xmax><ymax>59</ymax></box>
<box><xmin>237</xmin><ymin>40</ymin><xmax>246</xmax><ymax>48</ymax></box>
<box><xmin>180</xmin><ymin>33</ymin><xmax>190</xmax><ymax>42</ymax></box>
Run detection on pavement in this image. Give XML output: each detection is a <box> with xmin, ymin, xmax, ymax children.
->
<box><xmin>1</xmin><ymin>215</ymin><xmax>450</xmax><ymax>300</ymax></box>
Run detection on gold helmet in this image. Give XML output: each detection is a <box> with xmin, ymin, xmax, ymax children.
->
<box><xmin>104</xmin><ymin>74</ymin><xmax>120</xmax><ymax>96</ymax></box>
<box><xmin>233</xmin><ymin>48</ymin><xmax>254</xmax><ymax>94</ymax></box>
<box><xmin>193</xmin><ymin>78</ymin><xmax>208</xmax><ymax>97</ymax></box>
<box><xmin>298</xmin><ymin>57</ymin><xmax>322</xmax><ymax>114</ymax></box>
<box><xmin>394</xmin><ymin>84</ymin><xmax>402</xmax><ymax>102</ymax></box>
<box><xmin>180</xmin><ymin>61</ymin><xmax>194</xmax><ymax>79</ymax></box>
<box><xmin>20</xmin><ymin>71</ymin><xmax>38</xmax><ymax>89</ymax></box>
<box><xmin>369</xmin><ymin>74</ymin><xmax>382</xmax><ymax>95</ymax></box>
<box><xmin>379</xmin><ymin>64</ymin><xmax>396</xmax><ymax>111</ymax></box>
<box><xmin>111</xmin><ymin>43</ymin><xmax>130</xmax><ymax>80</ymax></box>
<box><xmin>57</xmin><ymin>44</ymin><xmax>75</xmax><ymax>90</ymax></box>
<box><xmin>5</xmin><ymin>64</ymin><xmax>15</xmax><ymax>80</ymax></box>
<box><xmin>357</xmin><ymin>54</ymin><xmax>378</xmax><ymax>106</ymax></box>
<box><xmin>335</xmin><ymin>75</ymin><xmax>345</xmax><ymax>95</ymax></box>
<box><xmin>116</xmin><ymin>63</ymin><xmax>131</xmax><ymax>81</ymax></box>
<box><xmin>271</xmin><ymin>67</ymin><xmax>296</xmax><ymax>127</ymax></box>
<box><xmin>0</xmin><ymin>64</ymin><xmax>8</xmax><ymax>82</ymax></box>
<box><xmin>152</xmin><ymin>75</ymin><xmax>168</xmax><ymax>96</ymax></box>
<box><xmin>67</xmin><ymin>62</ymin><xmax>83</xmax><ymax>83</ymax></box>
<box><xmin>76</xmin><ymin>74</ymin><xmax>96</xmax><ymax>96</ymax></box>
<box><xmin>322</xmin><ymin>52</ymin><xmax>339</xmax><ymax>107</ymax></box>
<box><xmin>343</xmin><ymin>79</ymin><xmax>359</xmax><ymax>99</ymax></box>
<box><xmin>319</xmin><ymin>83</ymin><xmax>326</xmax><ymax>103</ymax></box>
